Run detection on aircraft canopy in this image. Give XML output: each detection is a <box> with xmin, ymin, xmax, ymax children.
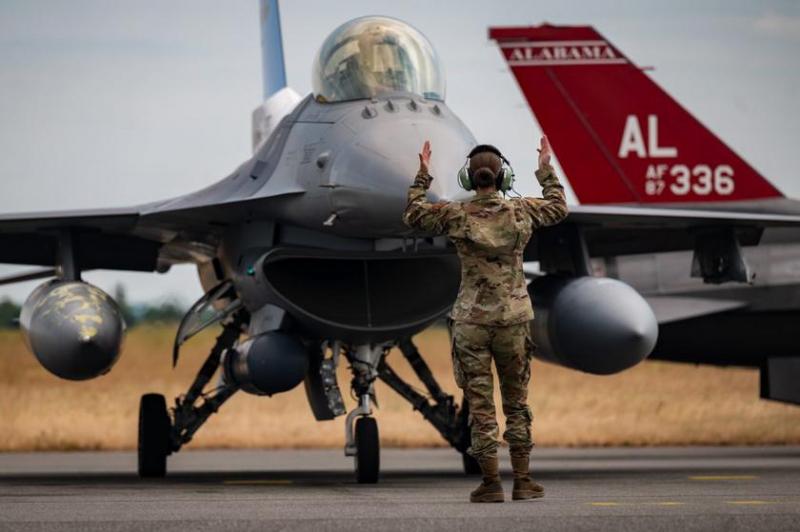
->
<box><xmin>312</xmin><ymin>16</ymin><xmax>445</xmax><ymax>103</ymax></box>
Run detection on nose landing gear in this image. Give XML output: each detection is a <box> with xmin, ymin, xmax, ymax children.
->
<box><xmin>339</xmin><ymin>338</ymin><xmax>475</xmax><ymax>483</ymax></box>
<box><xmin>344</xmin><ymin>344</ymin><xmax>386</xmax><ymax>484</ymax></box>
<box><xmin>345</xmin><ymin>394</ymin><xmax>380</xmax><ymax>484</ymax></box>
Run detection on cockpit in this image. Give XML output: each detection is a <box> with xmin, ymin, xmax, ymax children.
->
<box><xmin>312</xmin><ymin>16</ymin><xmax>445</xmax><ymax>103</ymax></box>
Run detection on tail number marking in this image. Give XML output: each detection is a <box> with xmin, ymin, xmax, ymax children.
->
<box><xmin>645</xmin><ymin>164</ymin><xmax>735</xmax><ymax>196</ymax></box>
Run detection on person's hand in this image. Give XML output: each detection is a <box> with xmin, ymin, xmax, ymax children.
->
<box><xmin>419</xmin><ymin>140</ymin><xmax>432</xmax><ymax>174</ymax></box>
<box><xmin>537</xmin><ymin>135</ymin><xmax>552</xmax><ymax>168</ymax></box>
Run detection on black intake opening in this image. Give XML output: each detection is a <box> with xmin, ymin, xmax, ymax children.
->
<box><xmin>262</xmin><ymin>254</ymin><xmax>460</xmax><ymax>329</ymax></box>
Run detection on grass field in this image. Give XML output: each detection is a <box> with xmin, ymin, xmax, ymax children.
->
<box><xmin>2</xmin><ymin>324</ymin><xmax>800</xmax><ymax>451</ymax></box>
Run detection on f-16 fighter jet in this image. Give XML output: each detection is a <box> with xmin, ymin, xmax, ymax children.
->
<box><xmin>2</xmin><ymin>3</ymin><xmax>799</xmax><ymax>483</ymax></box>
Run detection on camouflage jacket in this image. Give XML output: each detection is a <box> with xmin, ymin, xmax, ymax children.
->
<box><xmin>402</xmin><ymin>164</ymin><xmax>568</xmax><ymax>326</ymax></box>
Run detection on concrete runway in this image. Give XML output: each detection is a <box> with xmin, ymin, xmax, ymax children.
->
<box><xmin>1</xmin><ymin>447</ymin><xmax>799</xmax><ymax>531</ymax></box>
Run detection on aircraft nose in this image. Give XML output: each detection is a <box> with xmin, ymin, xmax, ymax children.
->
<box><xmin>326</xmin><ymin>110</ymin><xmax>474</xmax><ymax>236</ymax></box>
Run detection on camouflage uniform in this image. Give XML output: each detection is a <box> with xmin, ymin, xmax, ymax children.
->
<box><xmin>402</xmin><ymin>164</ymin><xmax>568</xmax><ymax>458</ymax></box>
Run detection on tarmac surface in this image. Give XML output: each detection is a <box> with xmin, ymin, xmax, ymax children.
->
<box><xmin>1</xmin><ymin>446</ymin><xmax>799</xmax><ymax>531</ymax></box>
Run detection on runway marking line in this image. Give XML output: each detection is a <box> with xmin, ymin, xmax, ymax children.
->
<box><xmin>648</xmin><ymin>502</ymin><xmax>685</xmax><ymax>506</ymax></box>
<box><xmin>223</xmin><ymin>479</ymin><xmax>292</xmax><ymax>485</ymax></box>
<box><xmin>589</xmin><ymin>502</ymin><xmax>621</xmax><ymax>507</ymax></box>
<box><xmin>725</xmin><ymin>500</ymin><xmax>772</xmax><ymax>505</ymax></box>
<box><xmin>589</xmin><ymin>501</ymin><xmax>685</xmax><ymax>507</ymax></box>
<box><xmin>688</xmin><ymin>475</ymin><xmax>758</xmax><ymax>481</ymax></box>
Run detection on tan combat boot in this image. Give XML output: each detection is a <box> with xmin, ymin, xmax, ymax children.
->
<box><xmin>470</xmin><ymin>455</ymin><xmax>505</xmax><ymax>503</ymax></box>
<box><xmin>510</xmin><ymin>453</ymin><xmax>545</xmax><ymax>500</ymax></box>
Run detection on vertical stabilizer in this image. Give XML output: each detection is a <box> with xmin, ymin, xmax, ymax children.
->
<box><xmin>252</xmin><ymin>0</ymin><xmax>300</xmax><ymax>152</ymax></box>
<box><xmin>260</xmin><ymin>0</ymin><xmax>287</xmax><ymax>99</ymax></box>
<box><xmin>489</xmin><ymin>25</ymin><xmax>783</xmax><ymax>205</ymax></box>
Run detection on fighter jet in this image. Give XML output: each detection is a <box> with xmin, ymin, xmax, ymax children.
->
<box><xmin>1</xmin><ymin>2</ymin><xmax>799</xmax><ymax>484</ymax></box>
<box><xmin>488</xmin><ymin>25</ymin><xmax>800</xmax><ymax>406</ymax></box>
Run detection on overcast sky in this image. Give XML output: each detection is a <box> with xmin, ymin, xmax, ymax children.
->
<box><xmin>0</xmin><ymin>0</ymin><xmax>798</xmax><ymax>305</ymax></box>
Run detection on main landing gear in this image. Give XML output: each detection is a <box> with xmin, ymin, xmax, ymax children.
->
<box><xmin>377</xmin><ymin>338</ymin><xmax>476</xmax><ymax>475</ymax></box>
<box><xmin>137</xmin><ymin>308</ymin><xmax>247</xmax><ymax>478</ymax></box>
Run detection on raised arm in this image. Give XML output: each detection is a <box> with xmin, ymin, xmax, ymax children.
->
<box><xmin>402</xmin><ymin>141</ymin><xmax>461</xmax><ymax>235</ymax></box>
<box><xmin>519</xmin><ymin>136</ymin><xmax>569</xmax><ymax>228</ymax></box>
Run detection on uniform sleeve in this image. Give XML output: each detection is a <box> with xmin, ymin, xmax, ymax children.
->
<box><xmin>402</xmin><ymin>171</ymin><xmax>461</xmax><ymax>236</ymax></box>
<box><xmin>518</xmin><ymin>163</ymin><xmax>569</xmax><ymax>229</ymax></box>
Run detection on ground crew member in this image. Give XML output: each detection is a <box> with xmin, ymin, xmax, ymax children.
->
<box><xmin>402</xmin><ymin>137</ymin><xmax>568</xmax><ymax>502</ymax></box>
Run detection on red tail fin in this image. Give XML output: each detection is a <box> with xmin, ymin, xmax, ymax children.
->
<box><xmin>489</xmin><ymin>25</ymin><xmax>782</xmax><ymax>204</ymax></box>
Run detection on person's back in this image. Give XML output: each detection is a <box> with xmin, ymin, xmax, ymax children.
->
<box><xmin>403</xmin><ymin>140</ymin><xmax>567</xmax><ymax>326</ymax></box>
<box><xmin>448</xmin><ymin>191</ymin><xmax>535</xmax><ymax>326</ymax></box>
<box><xmin>402</xmin><ymin>138</ymin><xmax>567</xmax><ymax>503</ymax></box>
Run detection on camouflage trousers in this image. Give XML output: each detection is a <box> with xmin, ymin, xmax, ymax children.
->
<box><xmin>452</xmin><ymin>320</ymin><xmax>535</xmax><ymax>459</ymax></box>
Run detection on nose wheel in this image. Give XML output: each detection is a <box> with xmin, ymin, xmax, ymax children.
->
<box><xmin>354</xmin><ymin>416</ymin><xmax>380</xmax><ymax>484</ymax></box>
<box><xmin>345</xmin><ymin>393</ymin><xmax>381</xmax><ymax>483</ymax></box>
<box><xmin>343</xmin><ymin>344</ymin><xmax>387</xmax><ymax>483</ymax></box>
<box><xmin>138</xmin><ymin>393</ymin><xmax>171</xmax><ymax>478</ymax></box>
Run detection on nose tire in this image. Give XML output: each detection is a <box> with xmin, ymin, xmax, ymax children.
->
<box><xmin>354</xmin><ymin>416</ymin><xmax>380</xmax><ymax>484</ymax></box>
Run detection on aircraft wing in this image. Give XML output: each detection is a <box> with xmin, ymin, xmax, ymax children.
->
<box><xmin>0</xmin><ymin>205</ymin><xmax>219</xmax><ymax>273</ymax></box>
<box><xmin>532</xmin><ymin>204</ymin><xmax>800</xmax><ymax>259</ymax></box>
<box><xmin>643</xmin><ymin>295</ymin><xmax>747</xmax><ymax>324</ymax></box>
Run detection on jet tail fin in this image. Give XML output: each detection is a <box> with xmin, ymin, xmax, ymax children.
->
<box><xmin>252</xmin><ymin>0</ymin><xmax>300</xmax><ymax>152</ymax></box>
<box><xmin>259</xmin><ymin>0</ymin><xmax>287</xmax><ymax>99</ymax></box>
<box><xmin>488</xmin><ymin>25</ymin><xmax>783</xmax><ymax>204</ymax></box>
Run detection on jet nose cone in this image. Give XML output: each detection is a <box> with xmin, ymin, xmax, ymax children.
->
<box><xmin>326</xmin><ymin>104</ymin><xmax>474</xmax><ymax>236</ymax></box>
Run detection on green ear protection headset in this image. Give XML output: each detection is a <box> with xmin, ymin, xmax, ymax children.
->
<box><xmin>457</xmin><ymin>144</ymin><xmax>516</xmax><ymax>192</ymax></box>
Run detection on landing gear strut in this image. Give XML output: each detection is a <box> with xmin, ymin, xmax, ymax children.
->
<box><xmin>137</xmin><ymin>311</ymin><xmax>247</xmax><ymax>478</ymax></box>
<box><xmin>344</xmin><ymin>344</ymin><xmax>385</xmax><ymax>483</ymax></box>
<box><xmin>338</xmin><ymin>337</ymin><xmax>476</xmax><ymax>482</ymax></box>
<box><xmin>459</xmin><ymin>400</ymin><xmax>481</xmax><ymax>475</ymax></box>
<box><xmin>377</xmin><ymin>337</ymin><xmax>476</xmax><ymax>475</ymax></box>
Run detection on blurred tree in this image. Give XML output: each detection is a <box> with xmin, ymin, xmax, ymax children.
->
<box><xmin>0</xmin><ymin>298</ymin><xmax>21</xmax><ymax>329</ymax></box>
<box><xmin>113</xmin><ymin>284</ymin><xmax>137</xmax><ymax>327</ymax></box>
<box><xmin>139</xmin><ymin>300</ymin><xmax>184</xmax><ymax>324</ymax></box>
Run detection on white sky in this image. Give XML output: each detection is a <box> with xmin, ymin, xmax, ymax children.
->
<box><xmin>0</xmin><ymin>0</ymin><xmax>798</xmax><ymax>305</ymax></box>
